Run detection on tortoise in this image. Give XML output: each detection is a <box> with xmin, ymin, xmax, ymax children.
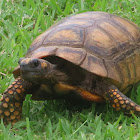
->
<box><xmin>1</xmin><ymin>11</ymin><xmax>140</xmax><ymax>124</ymax></box>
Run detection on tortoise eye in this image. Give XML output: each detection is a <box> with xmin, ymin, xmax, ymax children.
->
<box><xmin>32</xmin><ymin>59</ymin><xmax>39</xmax><ymax>68</ymax></box>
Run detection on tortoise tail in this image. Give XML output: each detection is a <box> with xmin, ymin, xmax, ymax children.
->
<box><xmin>104</xmin><ymin>85</ymin><xmax>140</xmax><ymax>115</ymax></box>
<box><xmin>0</xmin><ymin>77</ymin><xmax>32</xmax><ymax>125</ymax></box>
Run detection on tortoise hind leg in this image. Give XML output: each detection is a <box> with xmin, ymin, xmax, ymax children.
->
<box><xmin>102</xmin><ymin>85</ymin><xmax>140</xmax><ymax>115</ymax></box>
<box><xmin>0</xmin><ymin>77</ymin><xmax>32</xmax><ymax>125</ymax></box>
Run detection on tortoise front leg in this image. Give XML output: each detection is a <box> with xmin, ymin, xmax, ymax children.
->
<box><xmin>0</xmin><ymin>77</ymin><xmax>32</xmax><ymax>125</ymax></box>
<box><xmin>103</xmin><ymin>85</ymin><xmax>140</xmax><ymax>115</ymax></box>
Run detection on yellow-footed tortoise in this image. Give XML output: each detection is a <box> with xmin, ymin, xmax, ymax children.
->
<box><xmin>1</xmin><ymin>11</ymin><xmax>140</xmax><ymax>124</ymax></box>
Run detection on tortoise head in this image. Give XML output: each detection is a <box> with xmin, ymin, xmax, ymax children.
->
<box><xmin>19</xmin><ymin>58</ymin><xmax>55</xmax><ymax>83</ymax></box>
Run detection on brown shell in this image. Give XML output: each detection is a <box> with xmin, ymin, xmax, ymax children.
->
<box><xmin>14</xmin><ymin>12</ymin><xmax>140</xmax><ymax>90</ymax></box>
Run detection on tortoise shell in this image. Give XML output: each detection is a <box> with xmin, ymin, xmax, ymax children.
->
<box><xmin>14</xmin><ymin>11</ymin><xmax>140</xmax><ymax>90</ymax></box>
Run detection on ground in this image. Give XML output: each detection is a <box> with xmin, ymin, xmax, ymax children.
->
<box><xmin>0</xmin><ymin>0</ymin><xmax>140</xmax><ymax>139</ymax></box>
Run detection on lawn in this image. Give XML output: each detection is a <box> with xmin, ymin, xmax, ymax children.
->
<box><xmin>0</xmin><ymin>0</ymin><xmax>140</xmax><ymax>139</ymax></box>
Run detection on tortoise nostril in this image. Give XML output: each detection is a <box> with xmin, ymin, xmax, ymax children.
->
<box><xmin>20</xmin><ymin>63</ymin><xmax>26</xmax><ymax>68</ymax></box>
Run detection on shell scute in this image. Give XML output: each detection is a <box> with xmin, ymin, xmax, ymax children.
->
<box><xmin>113</xmin><ymin>16</ymin><xmax>140</xmax><ymax>42</ymax></box>
<box><xmin>98</xmin><ymin>22</ymin><xmax>130</xmax><ymax>45</ymax></box>
<box><xmin>69</xmin><ymin>11</ymin><xmax>110</xmax><ymax>20</ymax></box>
<box><xmin>81</xmin><ymin>53</ymin><xmax>107</xmax><ymax>77</ymax></box>
<box><xmin>30</xmin><ymin>46</ymin><xmax>58</xmax><ymax>58</ymax></box>
<box><xmin>56</xmin><ymin>47</ymin><xmax>87</xmax><ymax>65</ymax></box>
<box><xmin>57</xmin><ymin>19</ymin><xmax>93</xmax><ymax>28</ymax></box>
<box><xmin>84</xmin><ymin>27</ymin><xmax>118</xmax><ymax>58</ymax></box>
<box><xmin>43</xmin><ymin>27</ymin><xmax>84</xmax><ymax>47</ymax></box>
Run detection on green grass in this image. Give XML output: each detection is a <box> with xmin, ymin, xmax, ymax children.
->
<box><xmin>0</xmin><ymin>0</ymin><xmax>140</xmax><ymax>139</ymax></box>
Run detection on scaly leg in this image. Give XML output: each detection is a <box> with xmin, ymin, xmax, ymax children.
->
<box><xmin>103</xmin><ymin>85</ymin><xmax>140</xmax><ymax>115</ymax></box>
<box><xmin>0</xmin><ymin>77</ymin><xmax>32</xmax><ymax>125</ymax></box>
